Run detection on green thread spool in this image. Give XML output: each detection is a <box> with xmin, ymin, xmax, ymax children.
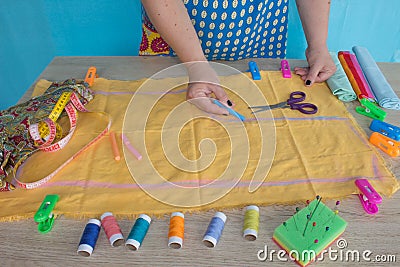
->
<box><xmin>243</xmin><ymin>205</ymin><xmax>259</xmax><ymax>241</ymax></box>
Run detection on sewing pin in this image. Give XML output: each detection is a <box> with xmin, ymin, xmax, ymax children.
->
<box><xmin>302</xmin><ymin>214</ymin><xmax>311</xmax><ymax>236</ymax></box>
<box><xmin>311</xmin><ymin>222</ymin><xmax>316</xmax><ymax>233</ymax></box>
<box><xmin>330</xmin><ymin>210</ymin><xmax>339</xmax><ymax>223</ymax></box>
<box><xmin>306</xmin><ymin>200</ymin><xmax>312</xmax><ymax>211</ymax></box>
<box><xmin>309</xmin><ymin>196</ymin><xmax>322</xmax><ymax>221</ymax></box>
<box><xmin>293</xmin><ymin>211</ymin><xmax>299</xmax><ymax>231</ymax></box>
<box><xmin>283</xmin><ymin>222</ymin><xmax>289</xmax><ymax>232</ymax></box>
<box><xmin>322</xmin><ymin>226</ymin><xmax>330</xmax><ymax>239</ymax></box>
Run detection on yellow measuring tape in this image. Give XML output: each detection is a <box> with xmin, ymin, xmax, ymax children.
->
<box><xmin>38</xmin><ymin>91</ymin><xmax>72</xmax><ymax>139</ymax></box>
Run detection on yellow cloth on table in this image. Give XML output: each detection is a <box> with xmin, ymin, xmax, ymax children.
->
<box><xmin>0</xmin><ymin>71</ymin><xmax>398</xmax><ymax>221</ymax></box>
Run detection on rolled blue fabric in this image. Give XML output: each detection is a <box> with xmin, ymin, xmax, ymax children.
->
<box><xmin>353</xmin><ymin>46</ymin><xmax>400</xmax><ymax>110</ymax></box>
<box><xmin>326</xmin><ymin>52</ymin><xmax>357</xmax><ymax>102</ymax></box>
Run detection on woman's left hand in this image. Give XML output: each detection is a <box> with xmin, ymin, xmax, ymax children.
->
<box><xmin>294</xmin><ymin>46</ymin><xmax>336</xmax><ymax>86</ymax></box>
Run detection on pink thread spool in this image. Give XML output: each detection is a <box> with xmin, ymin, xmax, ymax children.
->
<box><xmin>101</xmin><ymin>212</ymin><xmax>124</xmax><ymax>247</ymax></box>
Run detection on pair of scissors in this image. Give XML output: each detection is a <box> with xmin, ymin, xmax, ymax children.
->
<box><xmin>248</xmin><ymin>91</ymin><xmax>318</xmax><ymax>115</ymax></box>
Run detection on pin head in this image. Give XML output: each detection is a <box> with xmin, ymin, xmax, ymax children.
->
<box><xmin>334</xmin><ymin>210</ymin><xmax>339</xmax><ymax>215</ymax></box>
<box><xmin>283</xmin><ymin>222</ymin><xmax>287</xmax><ymax>226</ymax></box>
<box><xmin>316</xmin><ymin>195</ymin><xmax>320</xmax><ymax>200</ymax></box>
<box><xmin>336</xmin><ymin>200</ymin><xmax>340</xmax><ymax>206</ymax></box>
<box><xmin>325</xmin><ymin>226</ymin><xmax>330</xmax><ymax>231</ymax></box>
<box><xmin>312</xmin><ymin>222</ymin><xmax>316</xmax><ymax>227</ymax></box>
<box><xmin>306</xmin><ymin>200</ymin><xmax>310</xmax><ymax>205</ymax></box>
<box><xmin>314</xmin><ymin>239</ymin><xmax>319</xmax><ymax>243</ymax></box>
<box><xmin>307</xmin><ymin>214</ymin><xmax>311</xmax><ymax>219</ymax></box>
<box><xmin>296</xmin><ymin>207</ymin><xmax>300</xmax><ymax>212</ymax></box>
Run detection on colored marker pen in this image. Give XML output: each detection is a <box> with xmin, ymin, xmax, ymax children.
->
<box><xmin>212</xmin><ymin>99</ymin><xmax>246</xmax><ymax>121</ymax></box>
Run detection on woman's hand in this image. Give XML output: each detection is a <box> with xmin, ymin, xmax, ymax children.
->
<box><xmin>294</xmin><ymin>46</ymin><xmax>336</xmax><ymax>86</ymax></box>
<box><xmin>185</xmin><ymin>61</ymin><xmax>234</xmax><ymax>115</ymax></box>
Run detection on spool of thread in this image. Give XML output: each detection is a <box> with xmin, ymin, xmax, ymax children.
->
<box><xmin>243</xmin><ymin>205</ymin><xmax>259</xmax><ymax>241</ymax></box>
<box><xmin>77</xmin><ymin>219</ymin><xmax>101</xmax><ymax>257</ymax></box>
<box><xmin>168</xmin><ymin>212</ymin><xmax>185</xmax><ymax>249</ymax></box>
<box><xmin>101</xmin><ymin>212</ymin><xmax>124</xmax><ymax>247</ymax></box>
<box><xmin>203</xmin><ymin>212</ymin><xmax>227</xmax><ymax>248</ymax></box>
<box><xmin>125</xmin><ymin>214</ymin><xmax>151</xmax><ymax>251</ymax></box>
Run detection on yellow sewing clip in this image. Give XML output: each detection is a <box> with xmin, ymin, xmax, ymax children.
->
<box><xmin>34</xmin><ymin>194</ymin><xmax>59</xmax><ymax>233</ymax></box>
<box><xmin>84</xmin><ymin>66</ymin><xmax>98</xmax><ymax>87</ymax></box>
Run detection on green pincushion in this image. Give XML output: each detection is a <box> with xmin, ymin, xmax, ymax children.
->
<box><xmin>272</xmin><ymin>199</ymin><xmax>347</xmax><ymax>266</ymax></box>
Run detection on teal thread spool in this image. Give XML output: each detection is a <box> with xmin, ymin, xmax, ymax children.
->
<box><xmin>243</xmin><ymin>205</ymin><xmax>260</xmax><ymax>241</ymax></box>
<box><xmin>125</xmin><ymin>214</ymin><xmax>152</xmax><ymax>251</ymax></box>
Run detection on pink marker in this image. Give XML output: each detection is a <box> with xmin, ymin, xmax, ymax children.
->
<box><xmin>121</xmin><ymin>134</ymin><xmax>142</xmax><ymax>160</ymax></box>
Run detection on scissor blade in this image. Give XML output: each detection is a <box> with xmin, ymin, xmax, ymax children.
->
<box><xmin>267</xmin><ymin>102</ymin><xmax>288</xmax><ymax>109</ymax></box>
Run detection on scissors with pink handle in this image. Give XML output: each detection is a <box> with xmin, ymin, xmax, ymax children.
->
<box><xmin>249</xmin><ymin>91</ymin><xmax>318</xmax><ymax>115</ymax></box>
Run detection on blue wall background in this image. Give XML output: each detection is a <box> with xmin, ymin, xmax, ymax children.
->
<box><xmin>1</xmin><ymin>0</ymin><xmax>399</xmax><ymax>110</ymax></box>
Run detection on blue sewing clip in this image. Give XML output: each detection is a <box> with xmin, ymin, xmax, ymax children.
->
<box><xmin>370</xmin><ymin>120</ymin><xmax>400</xmax><ymax>141</ymax></box>
<box><xmin>34</xmin><ymin>194</ymin><xmax>59</xmax><ymax>233</ymax></box>
<box><xmin>248</xmin><ymin>61</ymin><xmax>261</xmax><ymax>80</ymax></box>
<box><xmin>355</xmin><ymin>98</ymin><xmax>386</xmax><ymax>121</ymax></box>
<box><xmin>355</xmin><ymin>179</ymin><xmax>382</xmax><ymax>215</ymax></box>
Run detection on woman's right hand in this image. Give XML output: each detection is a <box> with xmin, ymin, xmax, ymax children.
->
<box><xmin>185</xmin><ymin>61</ymin><xmax>234</xmax><ymax>115</ymax></box>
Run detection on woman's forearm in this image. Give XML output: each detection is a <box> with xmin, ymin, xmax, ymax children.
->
<box><xmin>295</xmin><ymin>0</ymin><xmax>331</xmax><ymax>50</ymax></box>
<box><xmin>141</xmin><ymin>0</ymin><xmax>206</xmax><ymax>62</ymax></box>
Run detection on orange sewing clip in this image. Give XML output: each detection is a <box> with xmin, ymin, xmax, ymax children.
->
<box><xmin>369</xmin><ymin>132</ymin><xmax>400</xmax><ymax>157</ymax></box>
<box><xmin>84</xmin><ymin>66</ymin><xmax>98</xmax><ymax>86</ymax></box>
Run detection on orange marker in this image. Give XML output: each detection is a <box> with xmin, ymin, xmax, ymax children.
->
<box><xmin>109</xmin><ymin>131</ymin><xmax>120</xmax><ymax>161</ymax></box>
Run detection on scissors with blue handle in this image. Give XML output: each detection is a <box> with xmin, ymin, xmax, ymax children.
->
<box><xmin>249</xmin><ymin>91</ymin><xmax>318</xmax><ymax>115</ymax></box>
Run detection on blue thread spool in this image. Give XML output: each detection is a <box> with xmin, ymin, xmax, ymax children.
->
<box><xmin>203</xmin><ymin>212</ymin><xmax>227</xmax><ymax>248</ymax></box>
<box><xmin>125</xmin><ymin>214</ymin><xmax>151</xmax><ymax>251</ymax></box>
<box><xmin>77</xmin><ymin>219</ymin><xmax>101</xmax><ymax>257</ymax></box>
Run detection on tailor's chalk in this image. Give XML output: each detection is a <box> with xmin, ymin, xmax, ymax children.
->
<box><xmin>212</xmin><ymin>99</ymin><xmax>246</xmax><ymax>121</ymax></box>
<box><xmin>121</xmin><ymin>134</ymin><xmax>142</xmax><ymax>160</ymax></box>
<box><xmin>109</xmin><ymin>131</ymin><xmax>120</xmax><ymax>161</ymax></box>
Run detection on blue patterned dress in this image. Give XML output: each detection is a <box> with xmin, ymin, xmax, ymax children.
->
<box><xmin>140</xmin><ymin>0</ymin><xmax>289</xmax><ymax>60</ymax></box>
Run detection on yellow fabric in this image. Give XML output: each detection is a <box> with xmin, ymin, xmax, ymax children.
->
<box><xmin>0</xmin><ymin>71</ymin><xmax>398</xmax><ymax>221</ymax></box>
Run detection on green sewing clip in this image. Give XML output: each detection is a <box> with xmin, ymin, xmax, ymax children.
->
<box><xmin>355</xmin><ymin>98</ymin><xmax>386</xmax><ymax>121</ymax></box>
<box><xmin>34</xmin><ymin>194</ymin><xmax>59</xmax><ymax>233</ymax></box>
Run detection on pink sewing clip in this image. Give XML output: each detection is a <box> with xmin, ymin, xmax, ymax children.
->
<box><xmin>355</xmin><ymin>179</ymin><xmax>382</xmax><ymax>215</ymax></box>
<box><xmin>281</xmin><ymin>60</ymin><xmax>291</xmax><ymax>78</ymax></box>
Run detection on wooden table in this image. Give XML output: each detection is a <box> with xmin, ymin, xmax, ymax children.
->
<box><xmin>2</xmin><ymin>57</ymin><xmax>399</xmax><ymax>266</ymax></box>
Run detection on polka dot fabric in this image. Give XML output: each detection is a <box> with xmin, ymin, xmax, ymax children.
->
<box><xmin>139</xmin><ymin>0</ymin><xmax>289</xmax><ymax>60</ymax></box>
